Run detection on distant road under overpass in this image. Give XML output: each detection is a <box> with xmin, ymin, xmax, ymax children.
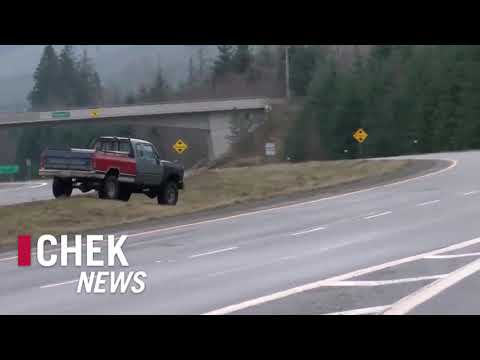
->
<box><xmin>0</xmin><ymin>97</ymin><xmax>285</xmax><ymax>162</ymax></box>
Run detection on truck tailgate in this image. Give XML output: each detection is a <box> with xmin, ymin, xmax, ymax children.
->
<box><xmin>43</xmin><ymin>149</ymin><xmax>94</xmax><ymax>171</ymax></box>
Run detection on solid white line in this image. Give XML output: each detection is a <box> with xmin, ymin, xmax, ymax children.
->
<box><xmin>416</xmin><ymin>200</ymin><xmax>440</xmax><ymax>207</ymax></box>
<box><xmin>322</xmin><ymin>275</ymin><xmax>447</xmax><ymax>287</ymax></box>
<box><xmin>202</xmin><ymin>236</ymin><xmax>480</xmax><ymax>315</ymax></box>
<box><xmin>463</xmin><ymin>191</ymin><xmax>479</xmax><ymax>196</ymax></box>
<box><xmin>0</xmin><ymin>182</ymin><xmax>47</xmax><ymax>192</ymax></box>
<box><xmin>384</xmin><ymin>257</ymin><xmax>480</xmax><ymax>315</ymax></box>
<box><xmin>120</xmin><ymin>159</ymin><xmax>457</xmax><ymax>240</ymax></box>
<box><xmin>189</xmin><ymin>247</ymin><xmax>238</xmax><ymax>259</ymax></box>
<box><xmin>40</xmin><ymin>279</ymin><xmax>78</xmax><ymax>289</ymax></box>
<box><xmin>424</xmin><ymin>252</ymin><xmax>480</xmax><ymax>260</ymax></box>
<box><xmin>325</xmin><ymin>305</ymin><xmax>391</xmax><ymax>315</ymax></box>
<box><xmin>364</xmin><ymin>211</ymin><xmax>392</xmax><ymax>220</ymax></box>
<box><xmin>0</xmin><ymin>255</ymin><xmax>19</xmax><ymax>262</ymax></box>
<box><xmin>291</xmin><ymin>226</ymin><xmax>326</xmax><ymax>236</ymax></box>
<box><xmin>28</xmin><ymin>182</ymin><xmax>48</xmax><ymax>190</ymax></box>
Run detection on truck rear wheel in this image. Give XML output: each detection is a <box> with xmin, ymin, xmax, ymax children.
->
<box><xmin>118</xmin><ymin>185</ymin><xmax>132</xmax><ymax>202</ymax></box>
<box><xmin>103</xmin><ymin>175</ymin><xmax>120</xmax><ymax>200</ymax></box>
<box><xmin>158</xmin><ymin>181</ymin><xmax>178</xmax><ymax>206</ymax></box>
<box><xmin>52</xmin><ymin>177</ymin><xmax>72</xmax><ymax>198</ymax></box>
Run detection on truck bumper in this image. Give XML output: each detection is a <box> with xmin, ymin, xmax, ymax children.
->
<box><xmin>39</xmin><ymin>169</ymin><xmax>102</xmax><ymax>179</ymax></box>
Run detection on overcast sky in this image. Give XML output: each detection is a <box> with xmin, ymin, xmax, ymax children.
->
<box><xmin>0</xmin><ymin>45</ymin><xmax>217</xmax><ymax>111</ymax></box>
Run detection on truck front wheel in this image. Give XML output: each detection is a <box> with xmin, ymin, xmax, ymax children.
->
<box><xmin>53</xmin><ymin>177</ymin><xmax>72</xmax><ymax>198</ymax></box>
<box><xmin>158</xmin><ymin>181</ymin><xmax>178</xmax><ymax>206</ymax></box>
<box><xmin>118</xmin><ymin>185</ymin><xmax>132</xmax><ymax>202</ymax></box>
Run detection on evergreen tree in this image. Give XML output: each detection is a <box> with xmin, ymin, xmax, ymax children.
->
<box><xmin>138</xmin><ymin>84</ymin><xmax>149</xmax><ymax>102</ymax></box>
<box><xmin>289</xmin><ymin>46</ymin><xmax>320</xmax><ymax>96</ymax></box>
<box><xmin>196</xmin><ymin>47</ymin><xmax>207</xmax><ymax>82</ymax></box>
<box><xmin>58</xmin><ymin>45</ymin><xmax>79</xmax><ymax>107</ymax></box>
<box><xmin>125</xmin><ymin>92</ymin><xmax>136</xmax><ymax>105</ymax></box>
<box><xmin>148</xmin><ymin>67</ymin><xmax>169</xmax><ymax>101</ymax></box>
<box><xmin>232</xmin><ymin>45</ymin><xmax>252</xmax><ymax>73</ymax></box>
<box><xmin>188</xmin><ymin>56</ymin><xmax>196</xmax><ymax>85</ymax></box>
<box><xmin>28</xmin><ymin>45</ymin><xmax>61</xmax><ymax>110</ymax></box>
<box><xmin>213</xmin><ymin>45</ymin><xmax>234</xmax><ymax>77</ymax></box>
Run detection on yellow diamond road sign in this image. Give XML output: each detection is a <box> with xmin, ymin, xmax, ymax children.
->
<box><xmin>353</xmin><ymin>128</ymin><xmax>368</xmax><ymax>144</ymax></box>
<box><xmin>173</xmin><ymin>139</ymin><xmax>188</xmax><ymax>154</ymax></box>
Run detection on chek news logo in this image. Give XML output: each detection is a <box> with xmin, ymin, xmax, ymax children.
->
<box><xmin>17</xmin><ymin>234</ymin><xmax>147</xmax><ymax>294</ymax></box>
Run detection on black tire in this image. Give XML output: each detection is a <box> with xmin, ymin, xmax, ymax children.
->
<box><xmin>118</xmin><ymin>186</ymin><xmax>132</xmax><ymax>202</ymax></box>
<box><xmin>158</xmin><ymin>181</ymin><xmax>178</xmax><ymax>206</ymax></box>
<box><xmin>64</xmin><ymin>182</ymin><xmax>73</xmax><ymax>197</ymax></box>
<box><xmin>103</xmin><ymin>175</ymin><xmax>120</xmax><ymax>200</ymax></box>
<box><xmin>52</xmin><ymin>177</ymin><xmax>72</xmax><ymax>198</ymax></box>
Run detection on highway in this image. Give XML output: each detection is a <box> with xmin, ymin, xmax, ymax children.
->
<box><xmin>0</xmin><ymin>180</ymin><xmax>89</xmax><ymax>206</ymax></box>
<box><xmin>1</xmin><ymin>151</ymin><xmax>480</xmax><ymax>314</ymax></box>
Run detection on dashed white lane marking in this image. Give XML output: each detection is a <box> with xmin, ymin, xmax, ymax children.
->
<box><xmin>280</xmin><ymin>256</ymin><xmax>297</xmax><ymax>261</ymax></box>
<box><xmin>322</xmin><ymin>275</ymin><xmax>447</xmax><ymax>287</ymax></box>
<box><xmin>325</xmin><ymin>305</ymin><xmax>391</xmax><ymax>315</ymax></box>
<box><xmin>384</xmin><ymin>257</ymin><xmax>480</xmax><ymax>315</ymax></box>
<box><xmin>416</xmin><ymin>200</ymin><xmax>441</xmax><ymax>207</ymax></box>
<box><xmin>291</xmin><ymin>226</ymin><xmax>326</xmax><ymax>236</ymax></box>
<box><xmin>189</xmin><ymin>247</ymin><xmax>238</xmax><ymax>259</ymax></box>
<box><xmin>364</xmin><ymin>211</ymin><xmax>392</xmax><ymax>220</ymax></box>
<box><xmin>119</xmin><ymin>159</ymin><xmax>457</xmax><ymax>240</ymax></box>
<box><xmin>463</xmin><ymin>190</ymin><xmax>480</xmax><ymax>196</ymax></box>
<box><xmin>424</xmin><ymin>252</ymin><xmax>480</xmax><ymax>260</ymax></box>
<box><xmin>203</xmin><ymin>236</ymin><xmax>480</xmax><ymax>315</ymax></box>
<box><xmin>40</xmin><ymin>279</ymin><xmax>78</xmax><ymax>289</ymax></box>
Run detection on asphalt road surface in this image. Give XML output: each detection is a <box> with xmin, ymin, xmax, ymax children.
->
<box><xmin>1</xmin><ymin>151</ymin><xmax>480</xmax><ymax>314</ymax></box>
<box><xmin>0</xmin><ymin>180</ymin><xmax>90</xmax><ymax>206</ymax></box>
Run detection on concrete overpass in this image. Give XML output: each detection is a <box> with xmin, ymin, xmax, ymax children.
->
<box><xmin>0</xmin><ymin>97</ymin><xmax>284</xmax><ymax>163</ymax></box>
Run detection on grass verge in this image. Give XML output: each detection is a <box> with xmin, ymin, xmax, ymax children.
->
<box><xmin>0</xmin><ymin>159</ymin><xmax>409</xmax><ymax>250</ymax></box>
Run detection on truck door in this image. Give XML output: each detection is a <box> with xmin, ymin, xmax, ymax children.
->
<box><xmin>135</xmin><ymin>143</ymin><xmax>163</xmax><ymax>186</ymax></box>
<box><xmin>134</xmin><ymin>143</ymin><xmax>148</xmax><ymax>185</ymax></box>
<box><xmin>142</xmin><ymin>143</ymin><xmax>164</xmax><ymax>186</ymax></box>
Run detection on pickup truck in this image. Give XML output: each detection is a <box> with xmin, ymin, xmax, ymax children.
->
<box><xmin>39</xmin><ymin>136</ymin><xmax>184</xmax><ymax>205</ymax></box>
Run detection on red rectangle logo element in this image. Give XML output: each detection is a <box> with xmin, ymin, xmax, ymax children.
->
<box><xmin>18</xmin><ymin>235</ymin><xmax>31</xmax><ymax>267</ymax></box>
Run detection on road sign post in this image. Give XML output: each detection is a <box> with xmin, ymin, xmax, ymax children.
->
<box><xmin>353</xmin><ymin>128</ymin><xmax>368</xmax><ymax>158</ymax></box>
<box><xmin>26</xmin><ymin>159</ymin><xmax>31</xmax><ymax>181</ymax></box>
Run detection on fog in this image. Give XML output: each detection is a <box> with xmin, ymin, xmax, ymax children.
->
<box><xmin>0</xmin><ymin>45</ymin><xmax>218</xmax><ymax>111</ymax></box>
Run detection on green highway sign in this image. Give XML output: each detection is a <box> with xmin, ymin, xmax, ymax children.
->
<box><xmin>0</xmin><ymin>165</ymin><xmax>19</xmax><ymax>174</ymax></box>
<box><xmin>51</xmin><ymin>111</ymin><xmax>71</xmax><ymax>119</ymax></box>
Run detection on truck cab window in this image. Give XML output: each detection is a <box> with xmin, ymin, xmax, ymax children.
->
<box><xmin>143</xmin><ymin>144</ymin><xmax>157</xmax><ymax>161</ymax></box>
<box><xmin>135</xmin><ymin>144</ymin><xmax>144</xmax><ymax>158</ymax></box>
<box><xmin>119</xmin><ymin>141</ymin><xmax>131</xmax><ymax>154</ymax></box>
<box><xmin>101</xmin><ymin>141</ymin><xmax>117</xmax><ymax>152</ymax></box>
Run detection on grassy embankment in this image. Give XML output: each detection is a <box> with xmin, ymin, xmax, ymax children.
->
<box><xmin>0</xmin><ymin>159</ymin><xmax>409</xmax><ymax>249</ymax></box>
